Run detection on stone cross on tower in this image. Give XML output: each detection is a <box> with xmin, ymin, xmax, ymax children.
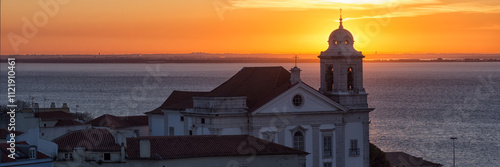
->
<box><xmin>290</xmin><ymin>55</ymin><xmax>301</xmax><ymax>84</ymax></box>
<box><xmin>293</xmin><ymin>55</ymin><xmax>299</xmax><ymax>67</ymax></box>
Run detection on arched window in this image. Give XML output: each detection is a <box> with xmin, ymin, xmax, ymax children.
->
<box><xmin>333</xmin><ymin>40</ymin><xmax>337</xmax><ymax>45</ymax></box>
<box><xmin>326</xmin><ymin>66</ymin><xmax>333</xmax><ymax>91</ymax></box>
<box><xmin>293</xmin><ymin>131</ymin><xmax>304</xmax><ymax>151</ymax></box>
<box><xmin>347</xmin><ymin>67</ymin><xmax>353</xmax><ymax>90</ymax></box>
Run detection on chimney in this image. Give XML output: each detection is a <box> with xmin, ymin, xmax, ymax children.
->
<box><xmin>120</xmin><ymin>143</ymin><xmax>126</xmax><ymax>162</ymax></box>
<box><xmin>290</xmin><ymin>67</ymin><xmax>302</xmax><ymax>84</ymax></box>
<box><xmin>29</xmin><ymin>146</ymin><xmax>37</xmax><ymax>159</ymax></box>
<box><xmin>62</xmin><ymin>103</ymin><xmax>68</xmax><ymax>108</ymax></box>
<box><xmin>34</xmin><ymin>103</ymin><xmax>39</xmax><ymax>111</ymax></box>
<box><xmin>50</xmin><ymin>102</ymin><xmax>55</xmax><ymax>108</ymax></box>
<box><xmin>139</xmin><ymin>139</ymin><xmax>150</xmax><ymax>158</ymax></box>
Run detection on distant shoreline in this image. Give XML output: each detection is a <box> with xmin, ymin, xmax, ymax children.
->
<box><xmin>1</xmin><ymin>58</ymin><xmax>499</xmax><ymax>63</ymax></box>
<box><xmin>1</xmin><ymin>53</ymin><xmax>499</xmax><ymax>63</ymax></box>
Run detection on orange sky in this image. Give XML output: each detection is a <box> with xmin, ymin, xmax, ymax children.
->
<box><xmin>1</xmin><ymin>0</ymin><xmax>500</xmax><ymax>55</ymax></box>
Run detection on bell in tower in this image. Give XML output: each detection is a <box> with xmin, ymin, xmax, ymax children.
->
<box><xmin>318</xmin><ymin>9</ymin><xmax>368</xmax><ymax>109</ymax></box>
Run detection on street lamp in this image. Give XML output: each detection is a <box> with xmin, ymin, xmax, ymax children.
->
<box><xmin>450</xmin><ymin>137</ymin><xmax>457</xmax><ymax>167</ymax></box>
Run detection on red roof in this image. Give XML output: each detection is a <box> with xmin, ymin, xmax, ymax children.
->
<box><xmin>159</xmin><ymin>67</ymin><xmax>293</xmax><ymax>112</ymax></box>
<box><xmin>159</xmin><ymin>91</ymin><xmax>208</xmax><ymax>110</ymax></box>
<box><xmin>87</xmin><ymin>114</ymin><xmax>148</xmax><ymax>129</ymax></box>
<box><xmin>53</xmin><ymin>129</ymin><xmax>121</xmax><ymax>152</ymax></box>
<box><xmin>0</xmin><ymin>142</ymin><xmax>51</xmax><ymax>163</ymax></box>
<box><xmin>0</xmin><ymin>129</ymin><xmax>23</xmax><ymax>138</ymax></box>
<box><xmin>127</xmin><ymin>135</ymin><xmax>307</xmax><ymax>160</ymax></box>
<box><xmin>386</xmin><ymin>152</ymin><xmax>443</xmax><ymax>167</ymax></box>
<box><xmin>54</xmin><ymin>119</ymin><xmax>84</xmax><ymax>127</ymax></box>
<box><xmin>34</xmin><ymin>110</ymin><xmax>76</xmax><ymax>120</ymax></box>
<box><xmin>145</xmin><ymin>108</ymin><xmax>163</xmax><ymax>115</ymax></box>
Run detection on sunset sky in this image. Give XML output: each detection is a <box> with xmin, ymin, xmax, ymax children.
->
<box><xmin>1</xmin><ymin>0</ymin><xmax>500</xmax><ymax>55</ymax></box>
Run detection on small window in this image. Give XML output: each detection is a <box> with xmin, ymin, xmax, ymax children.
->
<box><xmin>345</xmin><ymin>40</ymin><xmax>348</xmax><ymax>45</ymax></box>
<box><xmin>333</xmin><ymin>40</ymin><xmax>337</xmax><ymax>45</ymax></box>
<box><xmin>103</xmin><ymin>153</ymin><xmax>111</xmax><ymax>161</ymax></box>
<box><xmin>64</xmin><ymin>153</ymin><xmax>73</xmax><ymax>160</ymax></box>
<box><xmin>201</xmin><ymin>118</ymin><xmax>205</xmax><ymax>124</ymax></box>
<box><xmin>349</xmin><ymin>139</ymin><xmax>360</xmax><ymax>156</ymax></box>
<box><xmin>324</xmin><ymin>162</ymin><xmax>332</xmax><ymax>167</ymax></box>
<box><xmin>292</xmin><ymin>95</ymin><xmax>303</xmax><ymax>107</ymax></box>
<box><xmin>189</xmin><ymin>130</ymin><xmax>193</xmax><ymax>135</ymax></box>
<box><xmin>43</xmin><ymin>124</ymin><xmax>47</xmax><ymax>127</ymax></box>
<box><xmin>323</xmin><ymin>136</ymin><xmax>332</xmax><ymax>157</ymax></box>
<box><xmin>29</xmin><ymin>147</ymin><xmax>36</xmax><ymax>159</ymax></box>
<box><xmin>180</xmin><ymin>116</ymin><xmax>184</xmax><ymax>121</ymax></box>
<box><xmin>134</xmin><ymin>129</ymin><xmax>140</xmax><ymax>137</ymax></box>
<box><xmin>41</xmin><ymin>133</ymin><xmax>44</xmax><ymax>136</ymax></box>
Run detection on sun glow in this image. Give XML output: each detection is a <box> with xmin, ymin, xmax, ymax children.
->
<box><xmin>1</xmin><ymin>0</ymin><xmax>499</xmax><ymax>55</ymax></box>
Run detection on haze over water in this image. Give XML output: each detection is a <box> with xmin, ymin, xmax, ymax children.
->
<box><xmin>1</xmin><ymin>62</ymin><xmax>499</xmax><ymax>166</ymax></box>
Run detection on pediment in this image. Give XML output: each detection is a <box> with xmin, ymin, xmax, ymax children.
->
<box><xmin>252</xmin><ymin>83</ymin><xmax>347</xmax><ymax>115</ymax></box>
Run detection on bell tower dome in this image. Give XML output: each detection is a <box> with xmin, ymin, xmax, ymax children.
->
<box><xmin>318</xmin><ymin>9</ymin><xmax>367</xmax><ymax>109</ymax></box>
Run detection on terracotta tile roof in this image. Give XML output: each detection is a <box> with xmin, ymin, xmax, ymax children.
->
<box><xmin>126</xmin><ymin>135</ymin><xmax>308</xmax><ymax>160</ymax></box>
<box><xmin>144</xmin><ymin>107</ymin><xmax>163</xmax><ymax>115</ymax></box>
<box><xmin>34</xmin><ymin>110</ymin><xmax>76</xmax><ymax>120</ymax></box>
<box><xmin>53</xmin><ymin>129</ymin><xmax>121</xmax><ymax>152</ymax></box>
<box><xmin>0</xmin><ymin>142</ymin><xmax>51</xmax><ymax>163</ymax></box>
<box><xmin>54</xmin><ymin>119</ymin><xmax>84</xmax><ymax>127</ymax></box>
<box><xmin>386</xmin><ymin>152</ymin><xmax>443</xmax><ymax>167</ymax></box>
<box><xmin>87</xmin><ymin>114</ymin><xmax>148</xmax><ymax>129</ymax></box>
<box><xmin>0</xmin><ymin>129</ymin><xmax>23</xmax><ymax>138</ymax></box>
<box><xmin>159</xmin><ymin>91</ymin><xmax>209</xmax><ymax>110</ymax></box>
<box><xmin>159</xmin><ymin>67</ymin><xmax>293</xmax><ymax>112</ymax></box>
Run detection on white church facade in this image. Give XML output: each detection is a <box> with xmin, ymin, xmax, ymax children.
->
<box><xmin>146</xmin><ymin>14</ymin><xmax>373</xmax><ymax>167</ymax></box>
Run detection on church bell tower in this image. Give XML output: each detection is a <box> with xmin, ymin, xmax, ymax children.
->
<box><xmin>319</xmin><ymin>10</ymin><xmax>368</xmax><ymax>109</ymax></box>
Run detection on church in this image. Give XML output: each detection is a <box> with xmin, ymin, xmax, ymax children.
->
<box><xmin>146</xmin><ymin>13</ymin><xmax>373</xmax><ymax>167</ymax></box>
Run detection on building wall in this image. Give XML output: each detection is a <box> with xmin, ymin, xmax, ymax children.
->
<box><xmin>39</xmin><ymin>120</ymin><xmax>58</xmax><ymax>128</ymax></box>
<box><xmin>162</xmin><ymin>110</ymin><xmax>186</xmax><ymax>136</ymax></box>
<box><xmin>344</xmin><ymin>122</ymin><xmax>363</xmax><ymax>167</ymax></box>
<box><xmin>56</xmin><ymin>151</ymin><xmax>122</xmax><ymax>167</ymax></box>
<box><xmin>15</xmin><ymin>112</ymin><xmax>38</xmax><ymax>132</ymax></box>
<box><xmin>16</xmin><ymin>128</ymin><xmax>58</xmax><ymax>157</ymax></box>
<box><xmin>149</xmin><ymin>114</ymin><xmax>164</xmax><ymax>136</ymax></box>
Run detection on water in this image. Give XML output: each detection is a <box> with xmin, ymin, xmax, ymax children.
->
<box><xmin>1</xmin><ymin>62</ymin><xmax>499</xmax><ymax>166</ymax></box>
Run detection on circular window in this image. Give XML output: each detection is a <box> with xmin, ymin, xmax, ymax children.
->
<box><xmin>292</xmin><ymin>95</ymin><xmax>303</xmax><ymax>107</ymax></box>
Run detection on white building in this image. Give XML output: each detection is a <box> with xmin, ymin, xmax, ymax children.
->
<box><xmin>147</xmin><ymin>14</ymin><xmax>373</xmax><ymax>167</ymax></box>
